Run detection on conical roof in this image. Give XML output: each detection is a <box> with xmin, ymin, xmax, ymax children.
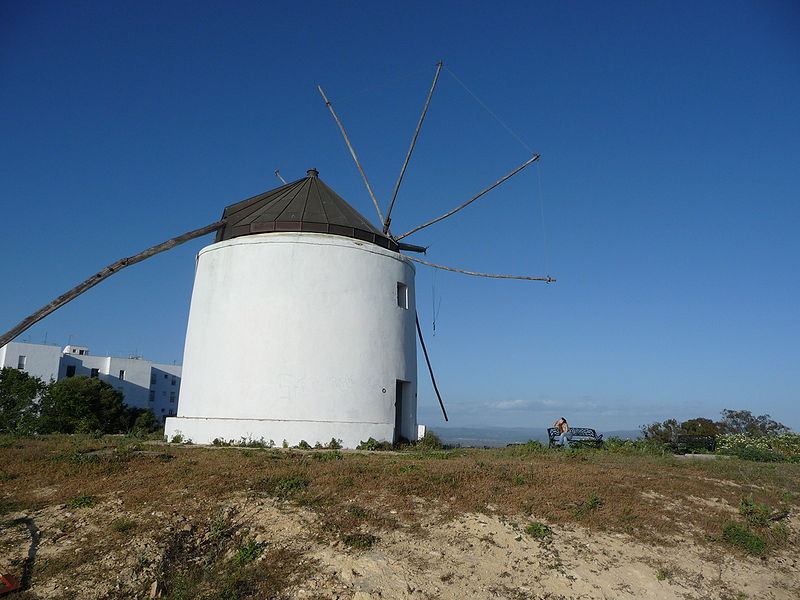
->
<box><xmin>215</xmin><ymin>169</ymin><xmax>398</xmax><ymax>251</ymax></box>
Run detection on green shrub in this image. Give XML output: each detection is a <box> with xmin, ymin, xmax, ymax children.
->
<box><xmin>417</xmin><ymin>431</ymin><xmax>443</xmax><ymax>450</ymax></box>
<box><xmin>311</xmin><ymin>450</ymin><xmax>342</xmax><ymax>461</ymax></box>
<box><xmin>296</xmin><ymin>440</ymin><xmax>311</xmax><ymax>450</ymax></box>
<box><xmin>739</xmin><ymin>496</ymin><xmax>771</xmax><ymax>527</ymax></box>
<box><xmin>525</xmin><ymin>521</ymin><xmax>552</xmax><ymax>538</ymax></box>
<box><xmin>232</xmin><ymin>538</ymin><xmax>266</xmax><ymax>565</ymax></box>
<box><xmin>574</xmin><ymin>493</ymin><xmax>603</xmax><ymax>520</ymax></box>
<box><xmin>722</xmin><ymin>521</ymin><xmax>766</xmax><ymax>555</ymax></box>
<box><xmin>717</xmin><ymin>433</ymin><xmax>800</xmax><ymax>461</ymax></box>
<box><xmin>258</xmin><ymin>474</ymin><xmax>309</xmax><ymax>501</ymax></box>
<box><xmin>356</xmin><ymin>437</ymin><xmax>392</xmax><ymax>451</ymax></box>
<box><xmin>342</xmin><ymin>533</ymin><xmax>378</xmax><ymax>549</ymax></box>
<box><xmin>327</xmin><ymin>438</ymin><xmax>342</xmax><ymax>449</ymax></box>
<box><xmin>66</xmin><ymin>494</ymin><xmax>97</xmax><ymax>509</ymax></box>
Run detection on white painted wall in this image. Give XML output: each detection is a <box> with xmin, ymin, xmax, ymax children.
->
<box><xmin>0</xmin><ymin>342</ymin><xmax>63</xmax><ymax>382</ymax></box>
<box><xmin>166</xmin><ymin>233</ymin><xmax>417</xmax><ymax>448</ymax></box>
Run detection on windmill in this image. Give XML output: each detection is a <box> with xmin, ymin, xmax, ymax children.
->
<box><xmin>0</xmin><ymin>61</ymin><xmax>555</xmax><ymax>447</ymax></box>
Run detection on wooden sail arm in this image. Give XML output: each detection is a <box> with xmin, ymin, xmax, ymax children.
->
<box><xmin>383</xmin><ymin>61</ymin><xmax>444</xmax><ymax>234</ymax></box>
<box><xmin>317</xmin><ymin>85</ymin><xmax>385</xmax><ymax>225</ymax></box>
<box><xmin>395</xmin><ymin>154</ymin><xmax>541</xmax><ymax>240</ymax></box>
<box><xmin>402</xmin><ymin>255</ymin><xmax>555</xmax><ymax>282</ymax></box>
<box><xmin>0</xmin><ymin>220</ymin><xmax>226</xmax><ymax>348</ymax></box>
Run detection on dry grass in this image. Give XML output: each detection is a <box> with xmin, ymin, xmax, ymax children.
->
<box><xmin>1</xmin><ymin>434</ymin><xmax>798</xmax><ymax>598</ymax></box>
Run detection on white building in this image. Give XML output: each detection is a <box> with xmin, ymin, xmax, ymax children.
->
<box><xmin>165</xmin><ymin>169</ymin><xmax>419</xmax><ymax>447</ymax></box>
<box><xmin>0</xmin><ymin>341</ymin><xmax>181</xmax><ymax>424</ymax></box>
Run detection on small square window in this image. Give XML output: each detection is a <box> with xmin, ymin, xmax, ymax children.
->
<box><xmin>149</xmin><ymin>390</ymin><xmax>155</xmax><ymax>402</ymax></box>
<box><xmin>66</xmin><ymin>365</ymin><xmax>76</xmax><ymax>377</ymax></box>
<box><xmin>170</xmin><ymin>392</ymin><xmax>175</xmax><ymax>403</ymax></box>
<box><xmin>397</xmin><ymin>282</ymin><xmax>408</xmax><ymax>309</ymax></box>
<box><xmin>150</xmin><ymin>373</ymin><xmax>156</xmax><ymax>385</ymax></box>
<box><xmin>171</xmin><ymin>376</ymin><xmax>176</xmax><ymax>386</ymax></box>
<box><xmin>17</xmin><ymin>355</ymin><xmax>26</xmax><ymax>370</ymax></box>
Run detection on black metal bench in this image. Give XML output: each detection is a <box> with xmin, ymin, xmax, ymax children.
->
<box><xmin>547</xmin><ymin>427</ymin><xmax>603</xmax><ymax>448</ymax></box>
<box><xmin>670</xmin><ymin>434</ymin><xmax>716</xmax><ymax>454</ymax></box>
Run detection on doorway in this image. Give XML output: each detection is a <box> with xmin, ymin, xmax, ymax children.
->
<box><xmin>394</xmin><ymin>380</ymin><xmax>408</xmax><ymax>443</ymax></box>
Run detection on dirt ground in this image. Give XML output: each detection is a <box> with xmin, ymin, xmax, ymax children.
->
<box><xmin>3</xmin><ymin>489</ymin><xmax>798</xmax><ymax>600</ymax></box>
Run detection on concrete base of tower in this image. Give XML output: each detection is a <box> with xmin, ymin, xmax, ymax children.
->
<box><xmin>164</xmin><ymin>416</ymin><xmax>396</xmax><ymax>448</ymax></box>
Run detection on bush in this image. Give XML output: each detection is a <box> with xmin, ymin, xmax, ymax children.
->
<box><xmin>66</xmin><ymin>494</ymin><xmax>97</xmax><ymax>509</ymax></box>
<box><xmin>257</xmin><ymin>474</ymin><xmax>309</xmax><ymax>501</ymax></box>
<box><xmin>722</xmin><ymin>521</ymin><xmax>766</xmax><ymax>555</ymax></box>
<box><xmin>525</xmin><ymin>522</ymin><xmax>552</xmax><ymax>538</ymax></box>
<box><xmin>417</xmin><ymin>430</ymin><xmax>443</xmax><ymax>450</ymax></box>
<box><xmin>603</xmin><ymin>437</ymin><xmax>666</xmax><ymax>455</ymax></box>
<box><xmin>356</xmin><ymin>437</ymin><xmax>392</xmax><ymax>451</ymax></box>
<box><xmin>739</xmin><ymin>496</ymin><xmax>772</xmax><ymax>527</ymax></box>
<box><xmin>717</xmin><ymin>433</ymin><xmax>800</xmax><ymax>462</ymax></box>
<box><xmin>232</xmin><ymin>539</ymin><xmax>266</xmax><ymax>565</ymax></box>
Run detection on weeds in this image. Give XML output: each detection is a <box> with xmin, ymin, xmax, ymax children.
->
<box><xmin>311</xmin><ymin>450</ymin><xmax>343</xmax><ymax>461</ymax></box>
<box><xmin>525</xmin><ymin>521</ymin><xmax>552</xmax><ymax>539</ymax></box>
<box><xmin>357</xmin><ymin>437</ymin><xmax>392</xmax><ymax>451</ymax></box>
<box><xmin>722</xmin><ymin>521</ymin><xmax>766</xmax><ymax>555</ymax></box>
<box><xmin>256</xmin><ymin>474</ymin><xmax>309</xmax><ymax>501</ymax></box>
<box><xmin>573</xmin><ymin>493</ymin><xmax>603</xmax><ymax>520</ymax></box>
<box><xmin>232</xmin><ymin>538</ymin><xmax>266</xmax><ymax>565</ymax></box>
<box><xmin>342</xmin><ymin>533</ymin><xmax>378</xmax><ymax>549</ymax></box>
<box><xmin>348</xmin><ymin>505</ymin><xmax>370</xmax><ymax>519</ymax></box>
<box><xmin>738</xmin><ymin>496</ymin><xmax>772</xmax><ymax>527</ymax></box>
<box><xmin>66</xmin><ymin>494</ymin><xmax>97</xmax><ymax>509</ymax></box>
<box><xmin>110</xmin><ymin>517</ymin><xmax>136</xmax><ymax>535</ymax></box>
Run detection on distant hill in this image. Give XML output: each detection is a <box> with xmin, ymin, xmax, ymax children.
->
<box><xmin>430</xmin><ymin>426</ymin><xmax>641</xmax><ymax>448</ymax></box>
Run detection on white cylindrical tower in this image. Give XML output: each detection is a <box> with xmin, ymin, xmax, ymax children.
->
<box><xmin>165</xmin><ymin>170</ymin><xmax>417</xmax><ymax>447</ymax></box>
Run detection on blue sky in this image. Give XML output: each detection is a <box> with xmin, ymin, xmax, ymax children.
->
<box><xmin>1</xmin><ymin>1</ymin><xmax>798</xmax><ymax>432</ymax></box>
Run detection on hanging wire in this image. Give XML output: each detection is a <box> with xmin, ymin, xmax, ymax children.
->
<box><xmin>444</xmin><ymin>66</ymin><xmax>536</xmax><ymax>155</ymax></box>
<box><xmin>432</xmin><ymin>268</ymin><xmax>443</xmax><ymax>336</ymax></box>
<box><xmin>445</xmin><ymin>65</ymin><xmax>552</xmax><ymax>280</ymax></box>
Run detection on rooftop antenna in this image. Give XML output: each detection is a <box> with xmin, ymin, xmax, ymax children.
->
<box><xmin>274</xmin><ymin>170</ymin><xmax>287</xmax><ymax>185</ymax></box>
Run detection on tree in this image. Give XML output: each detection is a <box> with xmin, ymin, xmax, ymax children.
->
<box><xmin>129</xmin><ymin>408</ymin><xmax>162</xmax><ymax>434</ymax></box>
<box><xmin>0</xmin><ymin>367</ymin><xmax>46</xmax><ymax>434</ymax></box>
<box><xmin>38</xmin><ymin>376</ymin><xmax>130</xmax><ymax>434</ymax></box>
<box><xmin>640</xmin><ymin>418</ymin><xmax>682</xmax><ymax>444</ymax></box>
<box><xmin>718</xmin><ymin>409</ymin><xmax>790</xmax><ymax>436</ymax></box>
<box><xmin>680</xmin><ymin>417</ymin><xmax>724</xmax><ymax>436</ymax></box>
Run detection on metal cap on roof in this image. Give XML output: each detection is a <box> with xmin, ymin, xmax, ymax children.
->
<box><xmin>215</xmin><ymin>170</ymin><xmax>398</xmax><ymax>251</ymax></box>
